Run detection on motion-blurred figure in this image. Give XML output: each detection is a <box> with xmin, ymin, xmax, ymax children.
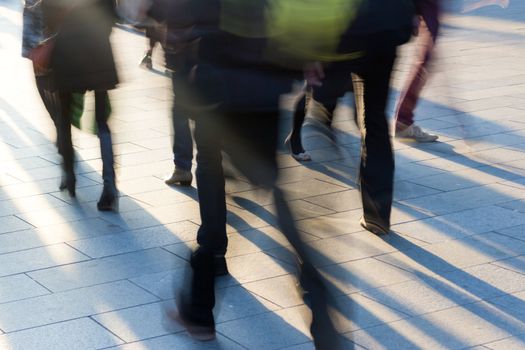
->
<box><xmin>393</xmin><ymin>0</ymin><xmax>440</xmax><ymax>142</ymax></box>
<box><xmin>138</xmin><ymin>19</ymin><xmax>166</xmax><ymax>70</ymax></box>
<box><xmin>42</xmin><ymin>0</ymin><xmax>119</xmax><ymax>210</ymax></box>
<box><xmin>149</xmin><ymin>0</ymin><xmax>417</xmax><ymax>349</ymax></box>
<box><xmin>287</xmin><ymin>0</ymin><xmax>418</xmax><ymax>235</ymax></box>
<box><xmin>22</xmin><ymin>0</ymin><xmax>61</xmax><ymax>147</ymax></box>
<box><xmin>145</xmin><ymin>2</ymin><xmax>195</xmax><ymax>187</ymax></box>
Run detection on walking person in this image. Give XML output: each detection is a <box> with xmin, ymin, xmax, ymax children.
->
<box><xmin>163</xmin><ymin>49</ymin><xmax>194</xmax><ymax>186</ymax></box>
<box><xmin>24</xmin><ymin>0</ymin><xmax>79</xmax><ymax>196</ymax></box>
<box><xmin>145</xmin><ymin>0</ymin><xmax>417</xmax><ymax>348</ymax></box>
<box><xmin>42</xmin><ymin>0</ymin><xmax>119</xmax><ymax>210</ymax></box>
<box><xmin>138</xmin><ymin>2</ymin><xmax>196</xmax><ymax>187</ymax></box>
<box><xmin>393</xmin><ymin>0</ymin><xmax>441</xmax><ymax>142</ymax></box>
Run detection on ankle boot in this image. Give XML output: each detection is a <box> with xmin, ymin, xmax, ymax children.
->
<box><xmin>97</xmin><ymin>183</ymin><xmax>118</xmax><ymax>212</ymax></box>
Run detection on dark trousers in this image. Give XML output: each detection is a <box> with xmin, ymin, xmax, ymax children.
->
<box><xmin>292</xmin><ymin>47</ymin><xmax>397</xmax><ymax>230</ymax></box>
<box><xmin>353</xmin><ymin>48</ymin><xmax>396</xmax><ymax>230</ymax></box>
<box><xmin>171</xmin><ymin>74</ymin><xmax>194</xmax><ymax>171</ymax></box>
<box><xmin>34</xmin><ymin>71</ymin><xmax>75</xmax><ymax>177</ymax></box>
<box><xmin>194</xmin><ymin>110</ymin><xmax>279</xmax><ymax>255</ymax></box>
<box><xmin>192</xmin><ymin>106</ymin><xmax>344</xmax><ymax>348</ymax></box>
<box><xmin>57</xmin><ymin>90</ymin><xmax>115</xmax><ymax>185</ymax></box>
<box><xmin>394</xmin><ymin>0</ymin><xmax>440</xmax><ymax>127</ymax></box>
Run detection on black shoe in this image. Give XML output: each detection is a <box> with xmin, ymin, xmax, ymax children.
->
<box><xmin>214</xmin><ymin>255</ymin><xmax>229</xmax><ymax>276</ymax></box>
<box><xmin>168</xmin><ymin>295</ymin><xmax>216</xmax><ymax>341</ymax></box>
<box><xmin>97</xmin><ymin>185</ymin><xmax>118</xmax><ymax>212</ymax></box>
<box><xmin>59</xmin><ymin>173</ymin><xmax>76</xmax><ymax>197</ymax></box>
<box><xmin>359</xmin><ymin>217</ymin><xmax>389</xmax><ymax>235</ymax></box>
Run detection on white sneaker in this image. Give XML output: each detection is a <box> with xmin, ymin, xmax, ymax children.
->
<box><xmin>395</xmin><ymin>123</ymin><xmax>438</xmax><ymax>143</ymax></box>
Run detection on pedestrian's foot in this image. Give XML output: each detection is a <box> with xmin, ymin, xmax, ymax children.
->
<box><xmin>360</xmin><ymin>217</ymin><xmax>389</xmax><ymax>235</ymax></box>
<box><xmin>214</xmin><ymin>255</ymin><xmax>229</xmax><ymax>276</ymax></box>
<box><xmin>139</xmin><ymin>54</ymin><xmax>153</xmax><ymax>70</ymax></box>
<box><xmin>167</xmin><ymin>296</ymin><xmax>216</xmax><ymax>341</ymax></box>
<box><xmin>165</xmin><ymin>167</ymin><xmax>193</xmax><ymax>186</ymax></box>
<box><xmin>285</xmin><ymin>134</ymin><xmax>311</xmax><ymax>162</ymax></box>
<box><xmin>97</xmin><ymin>185</ymin><xmax>119</xmax><ymax>212</ymax></box>
<box><xmin>59</xmin><ymin>172</ymin><xmax>76</xmax><ymax>198</ymax></box>
<box><xmin>395</xmin><ymin>123</ymin><xmax>438</xmax><ymax>142</ymax></box>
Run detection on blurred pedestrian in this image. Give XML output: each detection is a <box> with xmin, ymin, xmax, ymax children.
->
<box><xmin>145</xmin><ymin>1</ymin><xmax>195</xmax><ymax>187</ymax></box>
<box><xmin>393</xmin><ymin>0</ymin><xmax>441</xmax><ymax>142</ymax></box>
<box><xmin>138</xmin><ymin>19</ymin><xmax>166</xmax><ymax>70</ymax></box>
<box><xmin>150</xmin><ymin>1</ymin><xmax>417</xmax><ymax>349</ymax></box>
<box><xmin>42</xmin><ymin>0</ymin><xmax>119</xmax><ymax>210</ymax></box>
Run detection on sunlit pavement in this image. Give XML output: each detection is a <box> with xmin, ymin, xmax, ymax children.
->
<box><xmin>1</xmin><ymin>1</ymin><xmax>525</xmax><ymax>349</ymax></box>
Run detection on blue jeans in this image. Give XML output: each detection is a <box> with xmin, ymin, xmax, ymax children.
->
<box><xmin>171</xmin><ymin>75</ymin><xmax>193</xmax><ymax>170</ymax></box>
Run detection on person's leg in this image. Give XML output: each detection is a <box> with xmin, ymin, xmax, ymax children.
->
<box><xmin>57</xmin><ymin>91</ymin><xmax>76</xmax><ymax>196</ymax></box>
<box><xmin>225</xmin><ymin>110</ymin><xmax>345</xmax><ymax>349</ymax></box>
<box><xmin>286</xmin><ymin>87</ymin><xmax>311</xmax><ymax>161</ymax></box>
<box><xmin>94</xmin><ymin>90</ymin><xmax>118</xmax><ymax>211</ymax></box>
<box><xmin>172</xmin><ymin>112</ymin><xmax>226</xmax><ymax>340</ymax></box>
<box><xmin>140</xmin><ymin>27</ymin><xmax>155</xmax><ymax>69</ymax></box>
<box><xmin>355</xmin><ymin>47</ymin><xmax>396</xmax><ymax>234</ymax></box>
<box><xmin>193</xmin><ymin>114</ymin><xmax>228</xmax><ymax>257</ymax></box>
<box><xmin>394</xmin><ymin>1</ymin><xmax>440</xmax><ymax>141</ymax></box>
<box><xmin>166</xmin><ymin>74</ymin><xmax>194</xmax><ymax>185</ymax></box>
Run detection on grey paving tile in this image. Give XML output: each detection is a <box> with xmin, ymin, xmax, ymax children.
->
<box><xmin>296</xmin><ymin>210</ymin><xmax>364</xmax><ymax>239</ymax></box>
<box><xmin>0</xmin><ymin>318</ymin><xmax>123</xmax><ymax>350</ymax></box>
<box><xmin>394</xmin><ymin>162</ymin><xmax>446</xmax><ymax>181</ymax></box>
<box><xmin>320</xmin><ymin>257</ymin><xmax>417</xmax><ymax>297</ymax></box>
<box><xmin>0</xmin><ymin>244</ymin><xmax>89</xmax><ymax>277</ymax></box>
<box><xmin>93</xmin><ymin>300</ymin><xmax>181</xmax><ymax>343</ymax></box>
<box><xmin>361</xmin><ymin>270</ymin><xmax>485</xmax><ymax>317</ymax></box>
<box><xmin>0</xmin><ymin>177</ymin><xmax>98</xmax><ymax>201</ymax></box>
<box><xmin>393</xmin><ymin>180</ymin><xmax>442</xmax><ymax>200</ymax></box>
<box><xmin>216</xmin><ymin>307</ymin><xmax>311</xmax><ymax>350</ymax></box>
<box><xmin>378</xmin><ymin>232</ymin><xmax>525</xmax><ymax>275</ymax></box>
<box><xmin>393</xmin><ymin>206</ymin><xmax>525</xmax><ymax>243</ymax></box>
<box><xmin>484</xmin><ymin>335</ymin><xmax>525</xmax><ymax>350</ymax></box>
<box><xmin>129</xmin><ymin>267</ymin><xmax>237</xmax><ymax>301</ymax></box>
<box><xmin>0</xmin><ymin>215</ymin><xmax>33</xmax><ymax>234</ymax></box>
<box><xmin>408</xmin><ymin>164</ymin><xmax>523</xmax><ymax>192</ymax></box>
<box><xmin>274</xmin><ymin>231</ymin><xmax>398</xmax><ymax>268</ymax></box>
<box><xmin>0</xmin><ymin>274</ymin><xmax>50</xmax><ymax>304</ymax></box>
<box><xmin>214</xmin><ymin>285</ymin><xmax>281</xmax><ymax>323</ymax></box>
<box><xmin>445</xmin><ymin>262</ymin><xmax>525</xmax><ymax>298</ymax></box>
<box><xmin>107</xmin><ymin>332</ymin><xmax>246</xmax><ymax>350</ymax></box>
<box><xmin>333</xmin><ymin>294</ymin><xmax>409</xmax><ymax>333</ymax></box>
<box><xmin>28</xmin><ymin>248</ymin><xmax>184</xmax><ymax>292</ymax></box>
<box><xmin>68</xmin><ymin>222</ymin><xmax>198</xmax><ymax>258</ymax></box>
<box><xmin>14</xmin><ymin>204</ymin><xmax>100</xmax><ymax>227</ymax></box>
<box><xmin>227</xmin><ymin>251</ymin><xmax>295</xmax><ymax>284</ymax></box>
<box><xmin>130</xmin><ymin>188</ymin><xmax>196</xmax><ymax>207</ymax></box>
<box><xmin>350</xmin><ymin>301</ymin><xmax>525</xmax><ymax>350</ymax></box>
<box><xmin>281</xmin><ymin>179</ymin><xmax>347</xmax><ymax>200</ymax></box>
<box><xmin>100</xmin><ymin>202</ymin><xmax>200</xmax><ymax>230</ymax></box>
<box><xmin>225</xmin><ymin>205</ymin><xmax>276</xmax><ymax>233</ymax></box>
<box><xmin>400</xmin><ymin>184</ymin><xmax>525</xmax><ymax>216</ymax></box>
<box><xmin>303</xmin><ymin>189</ymin><xmax>362</xmax><ymax>212</ymax></box>
<box><xmin>0</xmin><ymin>280</ymin><xmax>158</xmax><ymax>332</ymax></box>
<box><xmin>0</xmin><ymin>218</ymin><xmax>121</xmax><ymax>255</ymax></box>
<box><xmin>224</xmin><ymin>226</ymin><xmax>317</xmax><ymax>258</ymax></box>
<box><xmin>241</xmin><ymin>200</ymin><xmax>335</xmax><ymax>228</ymax></box>
<box><xmin>242</xmin><ymin>274</ymin><xmax>303</xmax><ymax>308</ymax></box>
<box><xmin>493</xmin><ymin>255</ymin><xmax>525</xmax><ymax>276</ymax></box>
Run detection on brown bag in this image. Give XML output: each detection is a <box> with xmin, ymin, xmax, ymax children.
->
<box><xmin>29</xmin><ymin>38</ymin><xmax>55</xmax><ymax>74</ymax></box>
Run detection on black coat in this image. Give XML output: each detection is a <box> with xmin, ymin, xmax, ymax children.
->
<box><xmin>43</xmin><ymin>0</ymin><xmax>118</xmax><ymax>92</ymax></box>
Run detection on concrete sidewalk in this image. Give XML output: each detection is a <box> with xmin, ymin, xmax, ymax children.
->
<box><xmin>1</xmin><ymin>1</ymin><xmax>525</xmax><ymax>349</ymax></box>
